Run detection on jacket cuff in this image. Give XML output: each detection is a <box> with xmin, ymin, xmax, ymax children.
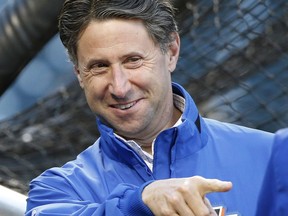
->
<box><xmin>120</xmin><ymin>181</ymin><xmax>154</xmax><ymax>216</ymax></box>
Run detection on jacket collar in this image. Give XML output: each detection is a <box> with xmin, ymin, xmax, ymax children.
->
<box><xmin>172</xmin><ymin>82</ymin><xmax>201</xmax><ymax>133</ymax></box>
<box><xmin>97</xmin><ymin>83</ymin><xmax>208</xmax><ymax>166</ymax></box>
<box><xmin>150</xmin><ymin>83</ymin><xmax>208</xmax><ymax>178</ymax></box>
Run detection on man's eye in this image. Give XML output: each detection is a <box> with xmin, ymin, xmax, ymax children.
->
<box><xmin>124</xmin><ymin>57</ymin><xmax>142</xmax><ymax>68</ymax></box>
<box><xmin>89</xmin><ymin>63</ymin><xmax>108</xmax><ymax>74</ymax></box>
<box><xmin>92</xmin><ymin>63</ymin><xmax>108</xmax><ymax>68</ymax></box>
<box><xmin>128</xmin><ymin>57</ymin><xmax>140</xmax><ymax>62</ymax></box>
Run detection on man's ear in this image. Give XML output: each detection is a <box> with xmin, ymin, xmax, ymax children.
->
<box><xmin>74</xmin><ymin>66</ymin><xmax>84</xmax><ymax>89</ymax></box>
<box><xmin>167</xmin><ymin>32</ymin><xmax>180</xmax><ymax>73</ymax></box>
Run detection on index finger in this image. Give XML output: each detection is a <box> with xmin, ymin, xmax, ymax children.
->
<box><xmin>199</xmin><ymin>177</ymin><xmax>233</xmax><ymax>196</ymax></box>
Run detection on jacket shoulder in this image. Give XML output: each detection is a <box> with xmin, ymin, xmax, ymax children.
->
<box><xmin>203</xmin><ymin>117</ymin><xmax>274</xmax><ymax>146</ymax></box>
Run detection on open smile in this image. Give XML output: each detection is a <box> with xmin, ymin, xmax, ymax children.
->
<box><xmin>111</xmin><ymin>101</ymin><xmax>138</xmax><ymax>110</ymax></box>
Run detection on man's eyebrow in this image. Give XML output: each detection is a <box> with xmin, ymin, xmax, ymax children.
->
<box><xmin>86</xmin><ymin>58</ymin><xmax>110</xmax><ymax>67</ymax></box>
<box><xmin>81</xmin><ymin>51</ymin><xmax>145</xmax><ymax>68</ymax></box>
<box><xmin>122</xmin><ymin>51</ymin><xmax>144</xmax><ymax>58</ymax></box>
<box><xmin>78</xmin><ymin>59</ymin><xmax>109</xmax><ymax>71</ymax></box>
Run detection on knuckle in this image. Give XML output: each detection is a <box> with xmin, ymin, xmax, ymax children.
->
<box><xmin>191</xmin><ymin>175</ymin><xmax>205</xmax><ymax>183</ymax></box>
<box><xmin>167</xmin><ymin>193</ymin><xmax>181</xmax><ymax>204</ymax></box>
<box><xmin>188</xmin><ymin>175</ymin><xmax>205</xmax><ymax>187</ymax></box>
<box><xmin>178</xmin><ymin>183</ymin><xmax>190</xmax><ymax>193</ymax></box>
<box><xmin>159</xmin><ymin>208</ymin><xmax>174</xmax><ymax>216</ymax></box>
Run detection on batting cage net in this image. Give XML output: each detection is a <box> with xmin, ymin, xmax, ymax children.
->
<box><xmin>0</xmin><ymin>0</ymin><xmax>287</xmax><ymax>194</ymax></box>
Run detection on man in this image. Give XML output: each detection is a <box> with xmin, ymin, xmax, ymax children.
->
<box><xmin>256</xmin><ymin>128</ymin><xmax>288</xmax><ymax>216</ymax></box>
<box><xmin>26</xmin><ymin>0</ymin><xmax>274</xmax><ymax>215</ymax></box>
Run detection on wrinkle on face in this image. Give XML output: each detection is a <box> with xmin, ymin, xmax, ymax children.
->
<box><xmin>75</xmin><ymin>18</ymin><xmax>179</xmax><ymax>146</ymax></box>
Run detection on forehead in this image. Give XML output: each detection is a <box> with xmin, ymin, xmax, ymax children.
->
<box><xmin>77</xmin><ymin>19</ymin><xmax>155</xmax><ymax>51</ymax></box>
<box><xmin>75</xmin><ymin>19</ymin><xmax>161</xmax><ymax>65</ymax></box>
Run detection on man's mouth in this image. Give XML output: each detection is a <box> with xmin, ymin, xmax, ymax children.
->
<box><xmin>112</xmin><ymin>101</ymin><xmax>137</xmax><ymax>110</ymax></box>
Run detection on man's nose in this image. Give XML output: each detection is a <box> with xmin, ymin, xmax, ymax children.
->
<box><xmin>109</xmin><ymin>65</ymin><xmax>131</xmax><ymax>99</ymax></box>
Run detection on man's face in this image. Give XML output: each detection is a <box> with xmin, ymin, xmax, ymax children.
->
<box><xmin>76</xmin><ymin>19</ymin><xmax>179</xmax><ymax>141</ymax></box>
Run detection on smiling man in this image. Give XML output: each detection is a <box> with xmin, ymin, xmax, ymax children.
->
<box><xmin>76</xmin><ymin>19</ymin><xmax>180</xmax><ymax>152</ymax></box>
<box><xmin>26</xmin><ymin>0</ymin><xmax>274</xmax><ymax>215</ymax></box>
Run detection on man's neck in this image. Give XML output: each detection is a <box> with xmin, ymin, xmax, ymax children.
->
<box><xmin>115</xmin><ymin>93</ymin><xmax>185</xmax><ymax>154</ymax></box>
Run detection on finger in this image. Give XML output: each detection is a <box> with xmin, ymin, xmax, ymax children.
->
<box><xmin>186</xmin><ymin>191</ymin><xmax>211</xmax><ymax>216</ymax></box>
<box><xmin>170</xmin><ymin>195</ymin><xmax>195</xmax><ymax>216</ymax></box>
<box><xmin>147</xmin><ymin>196</ymin><xmax>175</xmax><ymax>216</ymax></box>
<box><xmin>204</xmin><ymin>197</ymin><xmax>217</xmax><ymax>216</ymax></box>
<box><xmin>175</xmin><ymin>204</ymin><xmax>195</xmax><ymax>216</ymax></box>
<box><xmin>199</xmin><ymin>178</ymin><xmax>233</xmax><ymax>196</ymax></box>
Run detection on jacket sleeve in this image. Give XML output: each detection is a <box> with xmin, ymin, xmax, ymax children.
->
<box><xmin>256</xmin><ymin>128</ymin><xmax>288</xmax><ymax>216</ymax></box>
<box><xmin>25</xmin><ymin>180</ymin><xmax>154</xmax><ymax>216</ymax></box>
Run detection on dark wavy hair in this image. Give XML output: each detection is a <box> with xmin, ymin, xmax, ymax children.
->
<box><xmin>58</xmin><ymin>0</ymin><xmax>178</xmax><ymax>65</ymax></box>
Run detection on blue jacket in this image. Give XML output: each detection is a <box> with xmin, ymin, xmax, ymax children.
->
<box><xmin>26</xmin><ymin>83</ymin><xmax>274</xmax><ymax>216</ymax></box>
<box><xmin>256</xmin><ymin>128</ymin><xmax>288</xmax><ymax>216</ymax></box>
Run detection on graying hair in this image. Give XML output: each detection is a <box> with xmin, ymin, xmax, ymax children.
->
<box><xmin>58</xmin><ymin>0</ymin><xmax>178</xmax><ymax>65</ymax></box>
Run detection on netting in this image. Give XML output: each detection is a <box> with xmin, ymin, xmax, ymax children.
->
<box><xmin>0</xmin><ymin>0</ymin><xmax>288</xmax><ymax>194</ymax></box>
<box><xmin>174</xmin><ymin>0</ymin><xmax>288</xmax><ymax>131</ymax></box>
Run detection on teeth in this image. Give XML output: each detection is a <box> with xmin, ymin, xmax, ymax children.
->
<box><xmin>115</xmin><ymin>101</ymin><xmax>136</xmax><ymax>110</ymax></box>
